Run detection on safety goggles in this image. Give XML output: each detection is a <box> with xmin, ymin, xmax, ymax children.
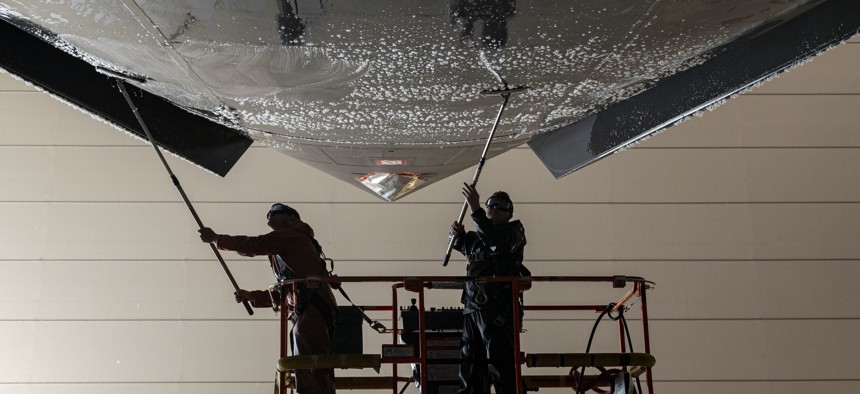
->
<box><xmin>485</xmin><ymin>196</ymin><xmax>513</xmax><ymax>212</ymax></box>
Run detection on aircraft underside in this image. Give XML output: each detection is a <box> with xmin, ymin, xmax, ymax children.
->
<box><xmin>1</xmin><ymin>1</ymin><xmax>858</xmax><ymax>200</ymax></box>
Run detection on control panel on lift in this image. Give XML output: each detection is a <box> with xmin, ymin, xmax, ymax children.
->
<box><xmin>399</xmin><ymin>299</ymin><xmax>464</xmax><ymax>394</ymax></box>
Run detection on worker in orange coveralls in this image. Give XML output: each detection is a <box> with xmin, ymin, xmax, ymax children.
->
<box><xmin>199</xmin><ymin>203</ymin><xmax>337</xmax><ymax>394</ymax></box>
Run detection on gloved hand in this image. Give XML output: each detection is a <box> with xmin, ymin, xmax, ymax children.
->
<box><xmin>462</xmin><ymin>183</ymin><xmax>481</xmax><ymax>213</ymax></box>
<box><xmin>234</xmin><ymin>289</ymin><xmax>252</xmax><ymax>303</ymax></box>
<box><xmin>450</xmin><ymin>221</ymin><xmax>465</xmax><ymax>239</ymax></box>
<box><xmin>198</xmin><ymin>227</ymin><xmax>219</xmax><ymax>243</ymax></box>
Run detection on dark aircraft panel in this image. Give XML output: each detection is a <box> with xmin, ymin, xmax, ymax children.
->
<box><xmin>528</xmin><ymin>0</ymin><xmax>860</xmax><ymax>178</ymax></box>
<box><xmin>0</xmin><ymin>17</ymin><xmax>253</xmax><ymax>177</ymax></box>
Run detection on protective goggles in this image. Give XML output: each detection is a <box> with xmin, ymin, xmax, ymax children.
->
<box><xmin>485</xmin><ymin>196</ymin><xmax>513</xmax><ymax>212</ymax></box>
<box><xmin>267</xmin><ymin>203</ymin><xmax>295</xmax><ymax>220</ymax></box>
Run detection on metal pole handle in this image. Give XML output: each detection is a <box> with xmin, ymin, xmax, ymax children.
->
<box><xmin>443</xmin><ymin>93</ymin><xmax>511</xmax><ymax>266</ymax></box>
<box><xmin>116</xmin><ymin>80</ymin><xmax>254</xmax><ymax>316</ymax></box>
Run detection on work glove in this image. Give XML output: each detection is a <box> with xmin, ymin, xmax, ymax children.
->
<box><xmin>198</xmin><ymin>227</ymin><xmax>219</xmax><ymax>243</ymax></box>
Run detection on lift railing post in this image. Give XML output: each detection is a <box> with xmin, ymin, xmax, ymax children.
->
<box><xmin>418</xmin><ymin>285</ymin><xmax>428</xmax><ymax>394</ymax></box>
<box><xmin>279</xmin><ymin>295</ymin><xmax>289</xmax><ymax>394</ymax></box>
<box><xmin>619</xmin><ymin>318</ymin><xmax>627</xmax><ymax>354</ymax></box>
<box><xmin>640</xmin><ymin>281</ymin><xmax>654</xmax><ymax>393</ymax></box>
<box><xmin>392</xmin><ymin>284</ymin><xmax>400</xmax><ymax>394</ymax></box>
<box><xmin>512</xmin><ymin>276</ymin><xmax>524</xmax><ymax>394</ymax></box>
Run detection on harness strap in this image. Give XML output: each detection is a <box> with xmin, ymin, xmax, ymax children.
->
<box><xmin>308</xmin><ymin>236</ymin><xmax>387</xmax><ymax>334</ymax></box>
<box><xmin>335</xmin><ymin>285</ymin><xmax>387</xmax><ymax>333</ymax></box>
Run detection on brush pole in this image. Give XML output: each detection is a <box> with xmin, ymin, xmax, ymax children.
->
<box><xmin>443</xmin><ymin>93</ymin><xmax>511</xmax><ymax>266</ymax></box>
<box><xmin>116</xmin><ymin>80</ymin><xmax>254</xmax><ymax>316</ymax></box>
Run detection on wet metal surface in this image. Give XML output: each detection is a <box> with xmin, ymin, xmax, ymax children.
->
<box><xmin>530</xmin><ymin>0</ymin><xmax>860</xmax><ymax>178</ymax></box>
<box><xmin>1</xmin><ymin>0</ymin><xmax>854</xmax><ymax>199</ymax></box>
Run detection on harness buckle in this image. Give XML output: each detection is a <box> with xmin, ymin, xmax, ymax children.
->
<box><xmin>267</xmin><ymin>283</ymin><xmax>281</xmax><ymax>313</ymax></box>
<box><xmin>370</xmin><ymin>321</ymin><xmax>388</xmax><ymax>333</ymax></box>
<box><xmin>475</xmin><ymin>287</ymin><xmax>488</xmax><ymax>305</ymax></box>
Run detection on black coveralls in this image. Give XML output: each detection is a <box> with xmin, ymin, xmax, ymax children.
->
<box><xmin>452</xmin><ymin>209</ymin><xmax>526</xmax><ymax>394</ymax></box>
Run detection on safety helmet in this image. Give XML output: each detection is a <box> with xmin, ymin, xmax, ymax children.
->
<box><xmin>267</xmin><ymin>203</ymin><xmax>300</xmax><ymax>220</ymax></box>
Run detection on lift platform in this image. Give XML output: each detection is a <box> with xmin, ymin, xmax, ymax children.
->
<box><xmin>272</xmin><ymin>275</ymin><xmax>656</xmax><ymax>394</ymax></box>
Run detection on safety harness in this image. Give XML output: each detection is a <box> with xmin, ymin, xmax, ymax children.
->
<box><xmin>271</xmin><ymin>237</ymin><xmax>386</xmax><ymax>334</ymax></box>
<box><xmin>308</xmin><ymin>237</ymin><xmax>387</xmax><ymax>333</ymax></box>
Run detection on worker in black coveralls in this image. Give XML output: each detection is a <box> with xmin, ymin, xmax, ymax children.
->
<box><xmin>449</xmin><ymin>183</ymin><xmax>527</xmax><ymax>394</ymax></box>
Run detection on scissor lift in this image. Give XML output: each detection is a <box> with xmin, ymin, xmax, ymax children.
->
<box><xmin>274</xmin><ymin>275</ymin><xmax>656</xmax><ymax>394</ymax></box>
